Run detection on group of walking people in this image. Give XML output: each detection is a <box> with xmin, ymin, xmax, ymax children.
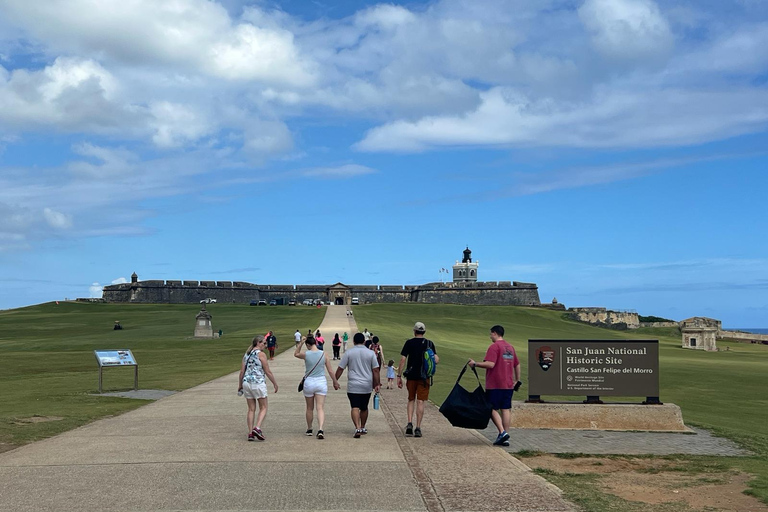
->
<box><xmin>237</xmin><ymin>321</ymin><xmax>520</xmax><ymax>446</ymax></box>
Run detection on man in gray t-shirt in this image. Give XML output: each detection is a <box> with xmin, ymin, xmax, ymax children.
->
<box><xmin>336</xmin><ymin>332</ymin><xmax>381</xmax><ymax>438</ymax></box>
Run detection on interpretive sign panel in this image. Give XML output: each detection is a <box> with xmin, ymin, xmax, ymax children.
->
<box><xmin>94</xmin><ymin>349</ymin><xmax>136</xmax><ymax>366</ymax></box>
<box><xmin>94</xmin><ymin>349</ymin><xmax>138</xmax><ymax>392</ymax></box>
<box><xmin>528</xmin><ymin>340</ymin><xmax>659</xmax><ymax>400</ymax></box>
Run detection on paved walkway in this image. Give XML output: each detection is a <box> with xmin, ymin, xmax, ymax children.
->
<box><xmin>0</xmin><ymin>305</ymin><xmax>573</xmax><ymax>512</ymax></box>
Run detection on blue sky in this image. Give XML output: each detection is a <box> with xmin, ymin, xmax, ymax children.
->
<box><xmin>0</xmin><ymin>0</ymin><xmax>766</xmax><ymax>327</ymax></box>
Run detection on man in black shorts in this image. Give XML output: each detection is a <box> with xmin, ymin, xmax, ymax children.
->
<box><xmin>336</xmin><ymin>332</ymin><xmax>381</xmax><ymax>438</ymax></box>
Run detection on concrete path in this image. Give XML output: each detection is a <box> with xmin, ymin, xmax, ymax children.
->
<box><xmin>0</xmin><ymin>305</ymin><xmax>573</xmax><ymax>512</ymax></box>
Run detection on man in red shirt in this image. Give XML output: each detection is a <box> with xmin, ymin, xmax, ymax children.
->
<box><xmin>469</xmin><ymin>325</ymin><xmax>521</xmax><ymax>446</ymax></box>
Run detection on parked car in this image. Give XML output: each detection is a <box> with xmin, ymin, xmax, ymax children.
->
<box><xmin>257</xmin><ymin>299</ymin><xmax>267</xmax><ymax>306</ymax></box>
<box><xmin>269</xmin><ymin>299</ymin><xmax>277</xmax><ymax>306</ymax></box>
<box><xmin>288</xmin><ymin>300</ymin><xmax>297</xmax><ymax>306</ymax></box>
<box><xmin>249</xmin><ymin>300</ymin><xmax>258</xmax><ymax>306</ymax></box>
<box><xmin>302</xmin><ymin>299</ymin><xmax>313</xmax><ymax>306</ymax></box>
<box><xmin>200</xmin><ymin>298</ymin><xmax>217</xmax><ymax>304</ymax></box>
<box><xmin>351</xmin><ymin>297</ymin><xmax>359</xmax><ymax>305</ymax></box>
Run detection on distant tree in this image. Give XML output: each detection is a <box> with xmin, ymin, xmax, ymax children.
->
<box><xmin>639</xmin><ymin>315</ymin><xmax>676</xmax><ymax>323</ymax></box>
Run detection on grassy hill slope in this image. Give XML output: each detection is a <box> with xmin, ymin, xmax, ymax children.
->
<box><xmin>353</xmin><ymin>303</ymin><xmax>768</xmax><ymax>503</ymax></box>
<box><xmin>1</xmin><ymin>301</ymin><xmax>766</xmax><ymax>503</ymax></box>
<box><xmin>0</xmin><ymin>302</ymin><xmax>324</xmax><ymax>446</ymax></box>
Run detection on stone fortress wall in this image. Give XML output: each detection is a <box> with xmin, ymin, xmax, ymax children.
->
<box><xmin>103</xmin><ymin>248</ymin><xmax>542</xmax><ymax>307</ymax></box>
<box><xmin>102</xmin><ymin>279</ymin><xmax>541</xmax><ymax>306</ymax></box>
<box><xmin>567</xmin><ymin>307</ymin><xmax>640</xmax><ymax>330</ymax></box>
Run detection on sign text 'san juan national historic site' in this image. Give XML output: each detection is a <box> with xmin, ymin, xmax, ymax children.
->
<box><xmin>528</xmin><ymin>340</ymin><xmax>659</xmax><ymax>399</ymax></box>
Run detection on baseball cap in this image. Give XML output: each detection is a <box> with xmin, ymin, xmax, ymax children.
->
<box><xmin>413</xmin><ymin>321</ymin><xmax>426</xmax><ymax>333</ymax></box>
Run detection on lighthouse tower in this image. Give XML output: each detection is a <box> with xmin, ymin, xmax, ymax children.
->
<box><xmin>452</xmin><ymin>247</ymin><xmax>479</xmax><ymax>282</ymax></box>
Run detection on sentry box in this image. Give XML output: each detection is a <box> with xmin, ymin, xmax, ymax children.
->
<box><xmin>94</xmin><ymin>349</ymin><xmax>138</xmax><ymax>393</ymax></box>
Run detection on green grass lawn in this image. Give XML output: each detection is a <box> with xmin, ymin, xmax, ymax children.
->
<box><xmin>352</xmin><ymin>303</ymin><xmax>768</xmax><ymax>505</ymax></box>
<box><xmin>2</xmin><ymin>301</ymin><xmax>766</xmax><ymax>506</ymax></box>
<box><xmin>0</xmin><ymin>302</ymin><xmax>324</xmax><ymax>446</ymax></box>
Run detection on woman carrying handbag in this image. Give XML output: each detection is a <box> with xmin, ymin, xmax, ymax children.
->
<box><xmin>294</xmin><ymin>335</ymin><xmax>340</xmax><ymax>439</ymax></box>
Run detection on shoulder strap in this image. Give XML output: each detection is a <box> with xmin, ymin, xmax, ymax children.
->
<box><xmin>456</xmin><ymin>362</ymin><xmax>483</xmax><ymax>388</ymax></box>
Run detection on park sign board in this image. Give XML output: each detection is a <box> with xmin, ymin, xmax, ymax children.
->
<box><xmin>528</xmin><ymin>340</ymin><xmax>659</xmax><ymax>402</ymax></box>
<box><xmin>94</xmin><ymin>349</ymin><xmax>136</xmax><ymax>366</ymax></box>
<box><xmin>94</xmin><ymin>349</ymin><xmax>138</xmax><ymax>393</ymax></box>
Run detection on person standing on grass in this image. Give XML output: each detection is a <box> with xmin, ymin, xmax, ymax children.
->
<box><xmin>397</xmin><ymin>322</ymin><xmax>439</xmax><ymax>438</ymax></box>
<box><xmin>294</xmin><ymin>335</ymin><xmax>341</xmax><ymax>439</ymax></box>
<box><xmin>237</xmin><ymin>335</ymin><xmax>279</xmax><ymax>441</ymax></box>
<box><xmin>469</xmin><ymin>325</ymin><xmax>521</xmax><ymax>446</ymax></box>
<box><xmin>335</xmin><ymin>332</ymin><xmax>380</xmax><ymax>438</ymax></box>
<box><xmin>332</xmin><ymin>333</ymin><xmax>342</xmax><ymax>360</ymax></box>
<box><xmin>266</xmin><ymin>331</ymin><xmax>278</xmax><ymax>360</ymax></box>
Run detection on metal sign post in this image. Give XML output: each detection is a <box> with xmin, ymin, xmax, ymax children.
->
<box><xmin>94</xmin><ymin>349</ymin><xmax>138</xmax><ymax>393</ymax></box>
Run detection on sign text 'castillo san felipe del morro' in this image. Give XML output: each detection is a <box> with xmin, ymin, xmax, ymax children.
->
<box><xmin>102</xmin><ymin>248</ymin><xmax>542</xmax><ymax>307</ymax></box>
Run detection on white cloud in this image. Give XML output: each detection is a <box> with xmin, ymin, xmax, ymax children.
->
<box><xmin>89</xmin><ymin>282</ymin><xmax>103</xmax><ymax>298</ymax></box>
<box><xmin>0</xmin><ymin>0</ymin><xmax>767</xmax><ymax>250</ymax></box>
<box><xmin>0</xmin><ymin>57</ymin><xmax>138</xmax><ymax>132</ymax></box>
<box><xmin>150</xmin><ymin>102</ymin><xmax>213</xmax><ymax>148</ymax></box>
<box><xmin>69</xmin><ymin>143</ymin><xmax>140</xmax><ymax>179</ymax></box>
<box><xmin>42</xmin><ymin>208</ymin><xmax>73</xmax><ymax>229</ymax></box>
<box><xmin>0</xmin><ymin>0</ymin><xmax>315</xmax><ymax>86</ymax></box>
<box><xmin>242</xmin><ymin>120</ymin><xmax>294</xmax><ymax>155</ymax></box>
<box><xmin>111</xmin><ymin>277</ymin><xmax>128</xmax><ymax>284</ymax></box>
<box><xmin>354</xmin><ymin>4</ymin><xmax>418</xmax><ymax>29</ymax></box>
<box><xmin>579</xmin><ymin>0</ymin><xmax>674</xmax><ymax>64</ymax></box>
<box><xmin>206</xmin><ymin>23</ymin><xmax>316</xmax><ymax>85</ymax></box>
<box><xmin>357</xmin><ymin>85</ymin><xmax>768</xmax><ymax>151</ymax></box>
<box><xmin>677</xmin><ymin>22</ymin><xmax>768</xmax><ymax>75</ymax></box>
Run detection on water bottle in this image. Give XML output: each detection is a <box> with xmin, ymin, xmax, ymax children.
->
<box><xmin>238</xmin><ymin>389</ymin><xmax>244</xmax><ymax>397</ymax></box>
<box><xmin>373</xmin><ymin>393</ymin><xmax>380</xmax><ymax>410</ymax></box>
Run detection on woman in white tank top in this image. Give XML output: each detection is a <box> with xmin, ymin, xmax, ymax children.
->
<box><xmin>294</xmin><ymin>335</ymin><xmax>341</xmax><ymax>439</ymax></box>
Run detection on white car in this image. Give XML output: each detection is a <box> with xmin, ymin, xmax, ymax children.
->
<box><xmin>200</xmin><ymin>298</ymin><xmax>217</xmax><ymax>304</ymax></box>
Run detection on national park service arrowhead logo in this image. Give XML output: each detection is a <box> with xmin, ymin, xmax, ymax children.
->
<box><xmin>536</xmin><ymin>346</ymin><xmax>555</xmax><ymax>371</ymax></box>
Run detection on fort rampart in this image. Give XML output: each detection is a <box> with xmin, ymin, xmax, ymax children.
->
<box><xmin>102</xmin><ymin>279</ymin><xmax>541</xmax><ymax>307</ymax></box>
<box><xmin>718</xmin><ymin>331</ymin><xmax>768</xmax><ymax>343</ymax></box>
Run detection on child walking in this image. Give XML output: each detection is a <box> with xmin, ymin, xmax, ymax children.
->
<box><xmin>386</xmin><ymin>359</ymin><xmax>397</xmax><ymax>389</ymax></box>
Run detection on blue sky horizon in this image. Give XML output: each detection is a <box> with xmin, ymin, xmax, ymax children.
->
<box><xmin>0</xmin><ymin>0</ymin><xmax>766</xmax><ymax>327</ymax></box>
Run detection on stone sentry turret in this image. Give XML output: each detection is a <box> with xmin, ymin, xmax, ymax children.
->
<box><xmin>453</xmin><ymin>246</ymin><xmax>479</xmax><ymax>282</ymax></box>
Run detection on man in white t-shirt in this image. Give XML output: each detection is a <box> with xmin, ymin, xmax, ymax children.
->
<box><xmin>336</xmin><ymin>332</ymin><xmax>380</xmax><ymax>438</ymax></box>
<box><xmin>294</xmin><ymin>330</ymin><xmax>302</xmax><ymax>345</ymax></box>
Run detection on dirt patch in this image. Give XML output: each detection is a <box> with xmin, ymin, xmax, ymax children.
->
<box><xmin>525</xmin><ymin>455</ymin><xmax>767</xmax><ymax>512</ymax></box>
<box><xmin>12</xmin><ymin>415</ymin><xmax>64</xmax><ymax>425</ymax></box>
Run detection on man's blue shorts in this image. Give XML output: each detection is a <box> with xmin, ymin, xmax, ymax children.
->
<box><xmin>486</xmin><ymin>389</ymin><xmax>514</xmax><ymax>410</ymax></box>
